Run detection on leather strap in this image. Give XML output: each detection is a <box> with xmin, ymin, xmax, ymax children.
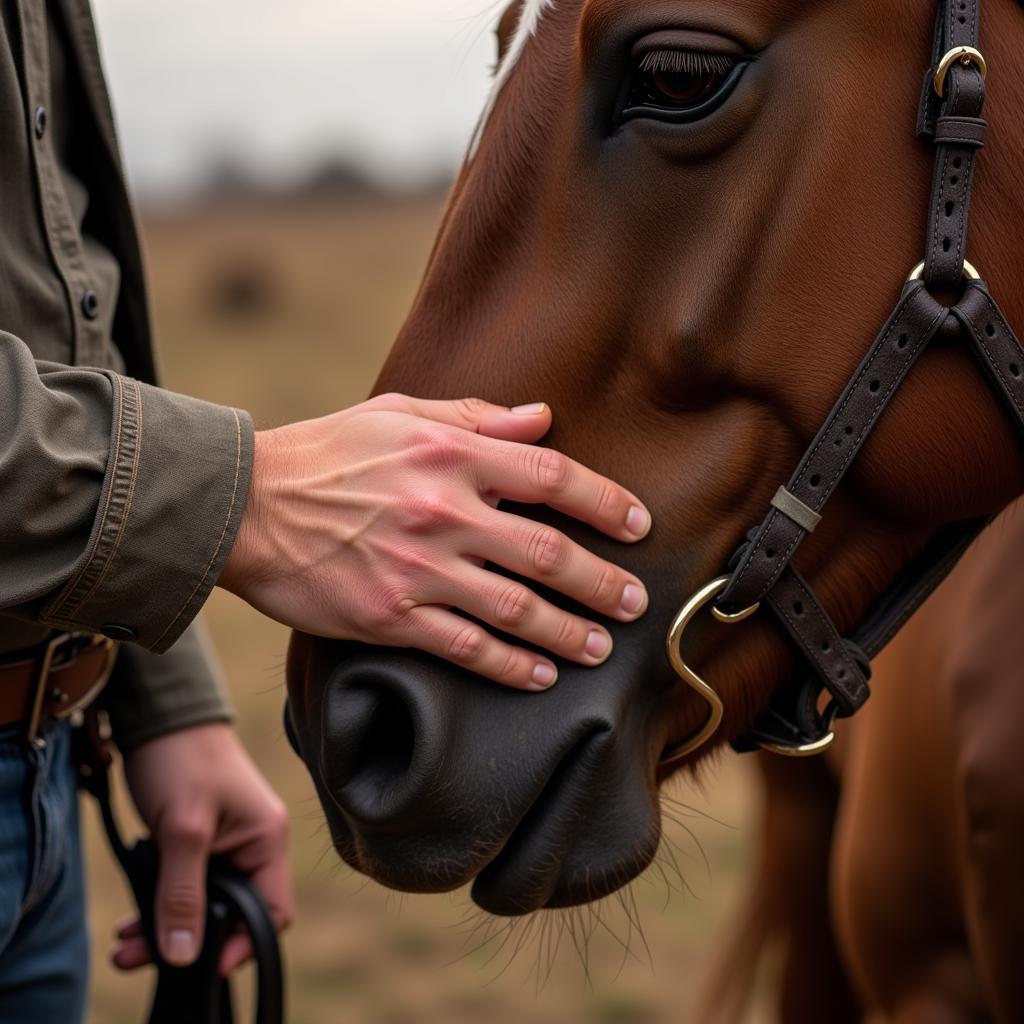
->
<box><xmin>765</xmin><ymin>566</ymin><xmax>869</xmax><ymax>716</ymax></box>
<box><xmin>720</xmin><ymin>284</ymin><xmax>947</xmax><ymax>613</ymax></box>
<box><xmin>955</xmin><ymin>281</ymin><xmax>1024</xmax><ymax>431</ymax></box>
<box><xmin>0</xmin><ymin>634</ymin><xmax>115</xmax><ymax>733</ymax></box>
<box><xmin>734</xmin><ymin>519</ymin><xmax>983</xmax><ymax>753</ymax></box>
<box><xmin>917</xmin><ymin>0</ymin><xmax>986</xmax><ymax>289</ymax></box>
<box><xmin>923</xmin><ymin>69</ymin><xmax>985</xmax><ymax>290</ymax></box>
<box><xmin>731</xmin><ymin>284</ymin><xmax>1024</xmax><ymax>752</ymax></box>
<box><xmin>770</xmin><ymin>486</ymin><xmax>821</xmax><ymax>533</ymax></box>
<box><xmin>933</xmin><ymin>115</ymin><xmax>986</xmax><ymax>147</ymax></box>
<box><xmin>719</xmin><ymin>0</ymin><xmax>1024</xmax><ymax>753</ymax></box>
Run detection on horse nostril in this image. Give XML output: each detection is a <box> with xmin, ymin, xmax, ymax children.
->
<box><xmin>347</xmin><ymin>688</ymin><xmax>416</xmax><ymax>787</ymax></box>
<box><xmin>319</xmin><ymin>677</ymin><xmax>434</xmax><ymax>828</ymax></box>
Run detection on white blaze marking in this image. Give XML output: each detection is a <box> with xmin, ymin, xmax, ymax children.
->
<box><xmin>469</xmin><ymin>0</ymin><xmax>555</xmax><ymax>156</ymax></box>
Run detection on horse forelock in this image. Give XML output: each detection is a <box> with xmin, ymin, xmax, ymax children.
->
<box><xmin>469</xmin><ymin>0</ymin><xmax>555</xmax><ymax>157</ymax></box>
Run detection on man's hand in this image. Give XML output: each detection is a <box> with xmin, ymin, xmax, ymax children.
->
<box><xmin>112</xmin><ymin>723</ymin><xmax>292</xmax><ymax>975</ymax></box>
<box><xmin>218</xmin><ymin>395</ymin><xmax>652</xmax><ymax>691</ymax></box>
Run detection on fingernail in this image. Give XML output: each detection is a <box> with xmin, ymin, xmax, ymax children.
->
<box><xmin>621</xmin><ymin>583</ymin><xmax>647</xmax><ymax>616</ymax></box>
<box><xmin>625</xmin><ymin>506</ymin><xmax>651</xmax><ymax>538</ymax></box>
<box><xmin>531</xmin><ymin>663</ymin><xmax>557</xmax><ymax>688</ymax></box>
<box><xmin>585</xmin><ymin>630</ymin><xmax>611</xmax><ymax>660</ymax></box>
<box><xmin>512</xmin><ymin>403</ymin><xmax>547</xmax><ymax>415</ymax></box>
<box><xmin>164</xmin><ymin>929</ymin><xmax>196</xmax><ymax>966</ymax></box>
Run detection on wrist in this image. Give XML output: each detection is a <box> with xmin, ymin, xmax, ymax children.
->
<box><xmin>219</xmin><ymin>429</ymin><xmax>271</xmax><ymax>594</ymax></box>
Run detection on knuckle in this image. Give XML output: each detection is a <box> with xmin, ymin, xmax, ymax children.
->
<box><xmin>494</xmin><ymin>584</ymin><xmax>532</xmax><ymax>627</ymax></box>
<box><xmin>367</xmin><ymin>391</ymin><xmax>404</xmax><ymax>411</ymax></box>
<box><xmin>362</xmin><ymin>584</ymin><xmax>415</xmax><ymax>631</ymax></box>
<box><xmin>267</xmin><ymin>801</ymin><xmax>290</xmax><ymax>843</ymax></box>
<box><xmin>445</xmin><ymin>624</ymin><xmax>486</xmax><ymax>663</ymax></box>
<box><xmin>395</xmin><ymin>489</ymin><xmax>461</xmax><ymax>535</ymax></box>
<box><xmin>529</xmin><ymin>448</ymin><xmax>570</xmax><ymax>493</ymax></box>
<box><xmin>496</xmin><ymin>648</ymin><xmax>523</xmax><ymax>682</ymax></box>
<box><xmin>594</xmin><ymin>480</ymin><xmax>623</xmax><ymax>520</ymax></box>
<box><xmin>552</xmin><ymin>614</ymin><xmax>580</xmax><ymax>650</ymax></box>
<box><xmin>162</xmin><ymin>812</ymin><xmax>212</xmax><ymax>849</ymax></box>
<box><xmin>410</xmin><ymin>427</ymin><xmax>466</xmax><ymax>473</ymax></box>
<box><xmin>160</xmin><ymin>883</ymin><xmax>202</xmax><ymax>920</ymax></box>
<box><xmin>529</xmin><ymin>527</ymin><xmax>566</xmax><ymax>576</ymax></box>
<box><xmin>454</xmin><ymin>397</ymin><xmax>489</xmax><ymax>423</ymax></box>
<box><xmin>589</xmin><ymin>566</ymin><xmax>619</xmax><ymax>606</ymax></box>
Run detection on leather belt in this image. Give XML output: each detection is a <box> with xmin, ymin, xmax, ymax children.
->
<box><xmin>0</xmin><ymin>632</ymin><xmax>118</xmax><ymax>745</ymax></box>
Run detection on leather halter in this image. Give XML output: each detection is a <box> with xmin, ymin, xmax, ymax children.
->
<box><xmin>662</xmin><ymin>0</ymin><xmax>1024</xmax><ymax>764</ymax></box>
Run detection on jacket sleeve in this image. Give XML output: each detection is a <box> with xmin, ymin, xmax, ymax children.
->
<box><xmin>0</xmin><ymin>330</ymin><xmax>254</xmax><ymax>653</ymax></box>
<box><xmin>99</xmin><ymin>614</ymin><xmax>235</xmax><ymax>751</ymax></box>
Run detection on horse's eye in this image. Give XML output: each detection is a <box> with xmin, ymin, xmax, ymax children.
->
<box><xmin>622</xmin><ymin>50</ymin><xmax>744</xmax><ymax>123</ymax></box>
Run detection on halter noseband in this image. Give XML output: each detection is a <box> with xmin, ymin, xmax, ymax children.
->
<box><xmin>663</xmin><ymin>1</ymin><xmax>1021</xmax><ymax>765</ymax></box>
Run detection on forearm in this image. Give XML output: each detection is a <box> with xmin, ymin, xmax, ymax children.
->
<box><xmin>0</xmin><ymin>330</ymin><xmax>253</xmax><ymax>652</ymax></box>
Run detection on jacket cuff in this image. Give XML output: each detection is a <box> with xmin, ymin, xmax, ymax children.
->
<box><xmin>40</xmin><ymin>374</ymin><xmax>254</xmax><ymax>652</ymax></box>
<box><xmin>99</xmin><ymin>616</ymin><xmax>235</xmax><ymax>751</ymax></box>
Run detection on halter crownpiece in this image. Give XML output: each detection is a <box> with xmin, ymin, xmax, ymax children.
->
<box><xmin>661</xmin><ymin>0</ymin><xmax>1021</xmax><ymax>763</ymax></box>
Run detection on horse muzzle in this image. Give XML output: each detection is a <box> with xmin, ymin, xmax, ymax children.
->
<box><xmin>285</xmin><ymin>631</ymin><xmax>666</xmax><ymax>916</ymax></box>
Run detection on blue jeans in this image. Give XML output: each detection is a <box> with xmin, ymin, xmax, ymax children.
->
<box><xmin>0</xmin><ymin>721</ymin><xmax>88</xmax><ymax>1023</ymax></box>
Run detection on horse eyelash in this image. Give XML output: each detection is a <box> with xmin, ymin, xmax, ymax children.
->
<box><xmin>639</xmin><ymin>50</ymin><xmax>736</xmax><ymax>76</ymax></box>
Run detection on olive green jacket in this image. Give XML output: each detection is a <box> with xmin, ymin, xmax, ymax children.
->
<box><xmin>0</xmin><ymin>0</ymin><xmax>253</xmax><ymax>747</ymax></box>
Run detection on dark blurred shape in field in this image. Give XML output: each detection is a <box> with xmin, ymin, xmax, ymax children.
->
<box><xmin>83</xmin><ymin>190</ymin><xmax>764</xmax><ymax>1024</ymax></box>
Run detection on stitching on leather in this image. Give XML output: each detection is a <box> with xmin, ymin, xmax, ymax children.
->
<box><xmin>787</xmin><ymin>573</ymin><xmax>867</xmax><ymax>704</ymax></box>
<box><xmin>798</xmin><ymin>294</ymin><xmax>939</xmax><ymax>505</ymax></box>
<box><xmin>153</xmin><ymin>409</ymin><xmax>244</xmax><ymax>650</ymax></box>
<box><xmin>772</xmin><ymin>574</ymin><xmax>866</xmax><ymax>708</ymax></box>
<box><xmin>930</xmin><ymin>146</ymin><xmax>951</xmax><ymax>277</ymax></box>
<box><xmin>972</xmin><ymin>298</ymin><xmax>1023</xmax><ymax>411</ymax></box>
<box><xmin>731</xmin><ymin>292</ymin><xmax>942</xmax><ymax>602</ymax></box>
<box><xmin>794</xmin><ymin>294</ymin><xmax>917</xmax><ymax>496</ymax></box>
<box><xmin>951</xmin><ymin>73</ymin><xmax>968</xmax><ymax>273</ymax></box>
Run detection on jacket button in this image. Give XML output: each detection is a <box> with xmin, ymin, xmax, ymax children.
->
<box><xmin>34</xmin><ymin>105</ymin><xmax>46</xmax><ymax>138</ymax></box>
<box><xmin>81</xmin><ymin>289</ymin><xmax>99</xmax><ymax>319</ymax></box>
<box><xmin>101</xmin><ymin>624</ymin><xmax>136</xmax><ymax>642</ymax></box>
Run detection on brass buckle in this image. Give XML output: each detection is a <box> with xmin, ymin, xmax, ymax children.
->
<box><xmin>933</xmin><ymin>46</ymin><xmax>987</xmax><ymax>99</ymax></box>
<box><xmin>26</xmin><ymin>632</ymin><xmax>117</xmax><ymax>748</ymax></box>
<box><xmin>908</xmin><ymin>258</ymin><xmax>980</xmax><ymax>283</ymax></box>
<box><xmin>660</xmin><ymin>577</ymin><xmax>759</xmax><ymax>767</ymax></box>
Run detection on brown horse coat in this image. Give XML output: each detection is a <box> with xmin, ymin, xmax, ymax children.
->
<box><xmin>286</xmin><ymin>0</ymin><xmax>1024</xmax><ymax>995</ymax></box>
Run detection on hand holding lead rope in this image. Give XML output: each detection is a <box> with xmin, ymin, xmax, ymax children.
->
<box><xmin>74</xmin><ymin>712</ymin><xmax>285</xmax><ymax>1024</ymax></box>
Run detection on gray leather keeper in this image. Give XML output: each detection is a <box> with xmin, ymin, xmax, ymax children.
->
<box><xmin>771</xmin><ymin>486</ymin><xmax>822</xmax><ymax>534</ymax></box>
<box><xmin>934</xmin><ymin>115</ymin><xmax>987</xmax><ymax>147</ymax></box>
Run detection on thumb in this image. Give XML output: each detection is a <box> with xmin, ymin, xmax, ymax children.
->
<box><xmin>154</xmin><ymin>818</ymin><xmax>210</xmax><ymax>966</ymax></box>
<box><xmin>367</xmin><ymin>394</ymin><xmax>553</xmax><ymax>443</ymax></box>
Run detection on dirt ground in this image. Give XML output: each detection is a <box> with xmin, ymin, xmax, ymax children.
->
<box><xmin>83</xmin><ymin>195</ymin><xmax>771</xmax><ymax>1024</ymax></box>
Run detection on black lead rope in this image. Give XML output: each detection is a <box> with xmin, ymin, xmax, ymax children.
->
<box><xmin>73</xmin><ymin>713</ymin><xmax>285</xmax><ymax>1024</ymax></box>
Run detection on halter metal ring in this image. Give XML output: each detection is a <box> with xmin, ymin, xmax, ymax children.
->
<box><xmin>933</xmin><ymin>46</ymin><xmax>987</xmax><ymax>98</ymax></box>
<box><xmin>907</xmin><ymin>258</ymin><xmax>980</xmax><ymax>283</ymax></box>
<box><xmin>758</xmin><ymin>726</ymin><xmax>837</xmax><ymax>758</ymax></box>
<box><xmin>660</xmin><ymin>576</ymin><xmax>758</xmax><ymax>767</ymax></box>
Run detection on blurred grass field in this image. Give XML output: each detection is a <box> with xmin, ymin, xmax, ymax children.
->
<box><xmin>83</xmin><ymin>194</ymin><xmax>766</xmax><ymax>1024</ymax></box>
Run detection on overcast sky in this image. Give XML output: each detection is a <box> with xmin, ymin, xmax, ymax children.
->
<box><xmin>91</xmin><ymin>0</ymin><xmax>500</xmax><ymax>198</ymax></box>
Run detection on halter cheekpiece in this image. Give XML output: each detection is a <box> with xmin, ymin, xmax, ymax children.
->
<box><xmin>662</xmin><ymin>0</ymin><xmax>1023</xmax><ymax>764</ymax></box>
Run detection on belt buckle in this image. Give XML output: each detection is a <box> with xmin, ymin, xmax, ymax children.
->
<box><xmin>26</xmin><ymin>632</ymin><xmax>117</xmax><ymax>749</ymax></box>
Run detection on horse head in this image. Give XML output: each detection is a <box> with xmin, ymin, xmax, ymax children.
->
<box><xmin>286</xmin><ymin>0</ymin><xmax>1024</xmax><ymax>915</ymax></box>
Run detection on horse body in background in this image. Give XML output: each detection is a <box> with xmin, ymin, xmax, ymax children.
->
<box><xmin>723</xmin><ymin>502</ymin><xmax>1024</xmax><ymax>1023</ymax></box>
<box><xmin>286</xmin><ymin>1</ymin><xmax>1024</xmax><ymax>1018</ymax></box>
